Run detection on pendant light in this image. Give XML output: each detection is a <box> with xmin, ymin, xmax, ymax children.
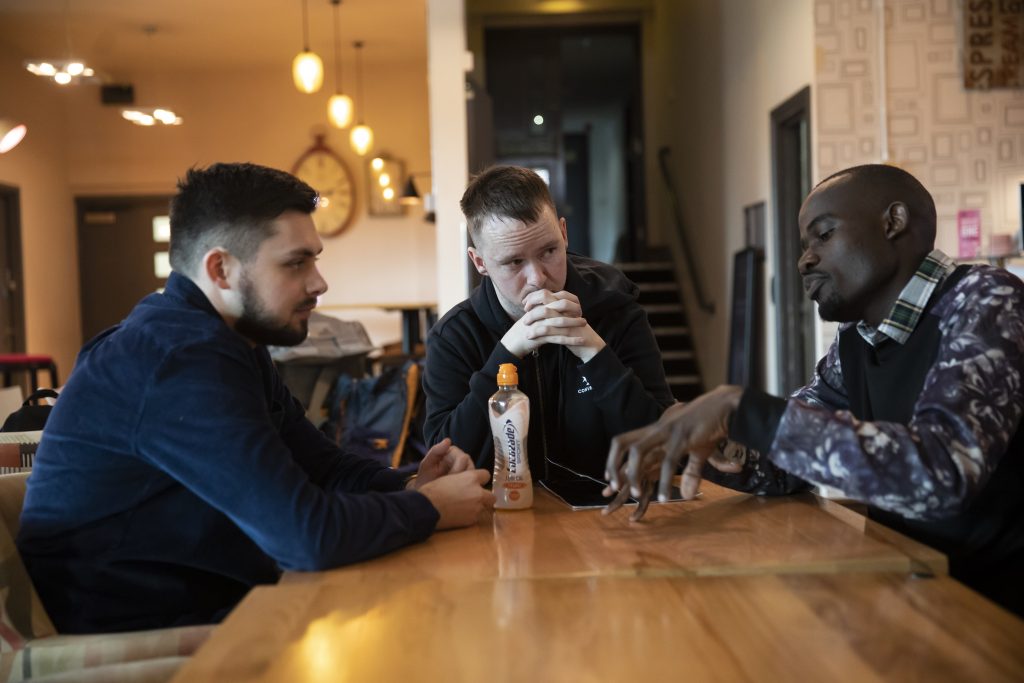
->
<box><xmin>326</xmin><ymin>0</ymin><xmax>353</xmax><ymax>128</ymax></box>
<box><xmin>292</xmin><ymin>0</ymin><xmax>323</xmax><ymax>94</ymax></box>
<box><xmin>349</xmin><ymin>41</ymin><xmax>374</xmax><ymax>156</ymax></box>
<box><xmin>24</xmin><ymin>3</ymin><xmax>100</xmax><ymax>86</ymax></box>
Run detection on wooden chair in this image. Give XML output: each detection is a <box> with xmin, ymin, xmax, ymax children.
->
<box><xmin>0</xmin><ymin>473</ymin><xmax>213</xmax><ymax>681</ymax></box>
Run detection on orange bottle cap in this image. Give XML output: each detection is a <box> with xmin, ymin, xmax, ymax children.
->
<box><xmin>497</xmin><ymin>363</ymin><xmax>519</xmax><ymax>386</ymax></box>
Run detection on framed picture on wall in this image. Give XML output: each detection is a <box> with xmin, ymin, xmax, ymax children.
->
<box><xmin>366</xmin><ymin>155</ymin><xmax>405</xmax><ymax>217</ymax></box>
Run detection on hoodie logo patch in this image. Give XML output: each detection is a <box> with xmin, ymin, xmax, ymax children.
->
<box><xmin>577</xmin><ymin>375</ymin><xmax>593</xmax><ymax>394</ymax></box>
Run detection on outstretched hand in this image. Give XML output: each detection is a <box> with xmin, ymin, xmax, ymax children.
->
<box><xmin>603</xmin><ymin>386</ymin><xmax>747</xmax><ymax>520</ymax></box>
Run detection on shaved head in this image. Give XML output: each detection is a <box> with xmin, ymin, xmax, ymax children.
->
<box><xmin>797</xmin><ymin>164</ymin><xmax>940</xmax><ymax>326</ymax></box>
<box><xmin>814</xmin><ymin>164</ymin><xmax>937</xmax><ymax>260</ymax></box>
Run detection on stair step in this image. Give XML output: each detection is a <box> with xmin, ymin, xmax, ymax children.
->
<box><xmin>661</xmin><ymin>350</ymin><xmax>694</xmax><ymax>360</ymax></box>
<box><xmin>652</xmin><ymin>325</ymin><xmax>689</xmax><ymax>335</ymax></box>
<box><xmin>637</xmin><ymin>283</ymin><xmax>677</xmax><ymax>292</ymax></box>
<box><xmin>616</xmin><ymin>261</ymin><xmax>674</xmax><ymax>271</ymax></box>
<box><xmin>666</xmin><ymin>374</ymin><xmax>702</xmax><ymax>385</ymax></box>
<box><xmin>642</xmin><ymin>304</ymin><xmax>681</xmax><ymax>313</ymax></box>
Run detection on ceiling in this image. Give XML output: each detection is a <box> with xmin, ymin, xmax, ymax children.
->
<box><xmin>0</xmin><ymin>0</ymin><xmax>428</xmax><ymax>78</ymax></box>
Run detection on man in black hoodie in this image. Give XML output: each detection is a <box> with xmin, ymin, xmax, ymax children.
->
<box><xmin>423</xmin><ymin>166</ymin><xmax>675</xmax><ymax>482</ymax></box>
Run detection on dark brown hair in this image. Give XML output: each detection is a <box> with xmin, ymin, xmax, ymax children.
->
<box><xmin>169</xmin><ymin>162</ymin><xmax>318</xmax><ymax>275</ymax></box>
<box><xmin>460</xmin><ymin>166</ymin><xmax>555</xmax><ymax>244</ymax></box>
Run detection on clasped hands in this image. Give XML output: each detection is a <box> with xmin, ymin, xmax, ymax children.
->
<box><xmin>503</xmin><ymin>289</ymin><xmax>605</xmax><ymax>363</ymax></box>
<box><xmin>602</xmin><ymin>385</ymin><xmax>746</xmax><ymax>521</ymax></box>
<box><xmin>410</xmin><ymin>438</ymin><xmax>494</xmax><ymax>529</ymax></box>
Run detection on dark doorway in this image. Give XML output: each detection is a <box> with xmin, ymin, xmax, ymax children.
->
<box><xmin>76</xmin><ymin>196</ymin><xmax>172</xmax><ymax>342</ymax></box>
<box><xmin>0</xmin><ymin>185</ymin><xmax>25</xmax><ymax>354</ymax></box>
<box><xmin>563</xmin><ymin>131</ymin><xmax>592</xmax><ymax>256</ymax></box>
<box><xmin>770</xmin><ymin>86</ymin><xmax>815</xmax><ymax>394</ymax></box>
<box><xmin>481</xmin><ymin>24</ymin><xmax>644</xmax><ymax>263</ymax></box>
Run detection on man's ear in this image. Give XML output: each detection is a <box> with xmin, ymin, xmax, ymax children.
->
<box><xmin>202</xmin><ymin>248</ymin><xmax>235</xmax><ymax>289</ymax></box>
<box><xmin>883</xmin><ymin>202</ymin><xmax>910</xmax><ymax>240</ymax></box>
<box><xmin>467</xmin><ymin>247</ymin><xmax>488</xmax><ymax>276</ymax></box>
<box><xmin>559</xmin><ymin>217</ymin><xmax>568</xmax><ymax>246</ymax></box>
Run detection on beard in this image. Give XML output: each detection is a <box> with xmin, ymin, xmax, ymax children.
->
<box><xmin>815</xmin><ymin>287</ymin><xmax>858</xmax><ymax>323</ymax></box>
<box><xmin>234</xmin><ymin>273</ymin><xmax>314</xmax><ymax>347</ymax></box>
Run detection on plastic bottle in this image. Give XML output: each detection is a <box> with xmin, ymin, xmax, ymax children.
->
<box><xmin>489</xmin><ymin>362</ymin><xmax>533</xmax><ymax>509</ymax></box>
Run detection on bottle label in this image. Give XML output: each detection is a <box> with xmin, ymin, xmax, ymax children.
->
<box><xmin>504</xmin><ymin>418</ymin><xmax>518</xmax><ymax>475</ymax></box>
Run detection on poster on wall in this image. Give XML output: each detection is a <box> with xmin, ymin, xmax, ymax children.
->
<box><xmin>963</xmin><ymin>1</ymin><xmax>1024</xmax><ymax>89</ymax></box>
<box><xmin>958</xmin><ymin>209</ymin><xmax>982</xmax><ymax>258</ymax></box>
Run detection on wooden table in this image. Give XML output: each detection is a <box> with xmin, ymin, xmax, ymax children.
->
<box><xmin>283</xmin><ymin>483</ymin><xmax>944</xmax><ymax>583</ymax></box>
<box><xmin>173</xmin><ymin>485</ymin><xmax>1024</xmax><ymax>683</ymax></box>
<box><xmin>320</xmin><ymin>302</ymin><xmax>437</xmax><ymax>355</ymax></box>
<box><xmin>176</xmin><ymin>572</ymin><xmax>1024</xmax><ymax>682</ymax></box>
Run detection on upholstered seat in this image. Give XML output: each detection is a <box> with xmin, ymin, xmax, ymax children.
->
<box><xmin>0</xmin><ymin>473</ymin><xmax>212</xmax><ymax>682</ymax></box>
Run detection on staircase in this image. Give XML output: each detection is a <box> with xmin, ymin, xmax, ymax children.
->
<box><xmin>617</xmin><ymin>259</ymin><xmax>704</xmax><ymax>402</ymax></box>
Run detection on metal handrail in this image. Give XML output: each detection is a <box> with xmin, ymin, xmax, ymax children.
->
<box><xmin>657</xmin><ymin>146</ymin><xmax>715</xmax><ymax>314</ymax></box>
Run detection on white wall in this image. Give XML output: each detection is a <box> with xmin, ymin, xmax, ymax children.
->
<box><xmin>654</xmin><ymin>0</ymin><xmax>814</xmax><ymax>390</ymax></box>
<box><xmin>0</xmin><ymin>43</ymin><xmax>82</xmax><ymax>377</ymax></box>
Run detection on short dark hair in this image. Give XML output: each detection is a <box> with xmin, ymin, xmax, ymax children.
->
<box><xmin>460</xmin><ymin>166</ymin><xmax>556</xmax><ymax>245</ymax></box>
<box><xmin>169</xmin><ymin>162</ymin><xmax>318</xmax><ymax>275</ymax></box>
<box><xmin>818</xmin><ymin>164</ymin><xmax>937</xmax><ymax>247</ymax></box>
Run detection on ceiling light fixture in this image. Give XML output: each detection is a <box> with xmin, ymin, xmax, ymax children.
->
<box><xmin>326</xmin><ymin>0</ymin><xmax>354</xmax><ymax>128</ymax></box>
<box><xmin>121</xmin><ymin>108</ymin><xmax>183</xmax><ymax>127</ymax></box>
<box><xmin>292</xmin><ymin>0</ymin><xmax>324</xmax><ymax>93</ymax></box>
<box><xmin>23</xmin><ymin>5</ymin><xmax>100</xmax><ymax>86</ymax></box>
<box><xmin>0</xmin><ymin>119</ymin><xmax>28</xmax><ymax>154</ymax></box>
<box><xmin>349</xmin><ymin>41</ymin><xmax>373</xmax><ymax>156</ymax></box>
<box><xmin>119</xmin><ymin>27</ymin><xmax>183</xmax><ymax>127</ymax></box>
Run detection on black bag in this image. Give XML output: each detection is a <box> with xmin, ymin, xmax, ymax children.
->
<box><xmin>323</xmin><ymin>360</ymin><xmax>425</xmax><ymax>473</ymax></box>
<box><xmin>1</xmin><ymin>388</ymin><xmax>58</xmax><ymax>432</ymax></box>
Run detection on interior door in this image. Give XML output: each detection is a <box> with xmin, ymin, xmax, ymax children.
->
<box><xmin>771</xmin><ymin>87</ymin><xmax>815</xmax><ymax>394</ymax></box>
<box><xmin>0</xmin><ymin>185</ymin><xmax>25</xmax><ymax>354</ymax></box>
<box><xmin>76</xmin><ymin>196</ymin><xmax>172</xmax><ymax>342</ymax></box>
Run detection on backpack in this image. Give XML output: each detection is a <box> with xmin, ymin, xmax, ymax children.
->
<box><xmin>1</xmin><ymin>388</ymin><xmax>58</xmax><ymax>433</ymax></box>
<box><xmin>323</xmin><ymin>359</ymin><xmax>426</xmax><ymax>473</ymax></box>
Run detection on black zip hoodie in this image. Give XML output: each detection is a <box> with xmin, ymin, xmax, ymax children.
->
<box><xmin>423</xmin><ymin>254</ymin><xmax>675</xmax><ymax>481</ymax></box>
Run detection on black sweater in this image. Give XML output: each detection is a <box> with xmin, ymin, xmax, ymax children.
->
<box><xmin>423</xmin><ymin>254</ymin><xmax>675</xmax><ymax>481</ymax></box>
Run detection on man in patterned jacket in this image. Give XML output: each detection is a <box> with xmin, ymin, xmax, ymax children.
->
<box><xmin>605</xmin><ymin>164</ymin><xmax>1024</xmax><ymax>617</ymax></box>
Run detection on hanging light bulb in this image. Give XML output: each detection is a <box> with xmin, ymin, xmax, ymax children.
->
<box><xmin>349</xmin><ymin>40</ymin><xmax>374</xmax><ymax>156</ymax></box>
<box><xmin>350</xmin><ymin>124</ymin><xmax>373</xmax><ymax>156</ymax></box>
<box><xmin>292</xmin><ymin>0</ymin><xmax>323</xmax><ymax>93</ymax></box>
<box><xmin>328</xmin><ymin>94</ymin><xmax>353</xmax><ymax>128</ymax></box>
<box><xmin>326</xmin><ymin>0</ymin><xmax>354</xmax><ymax>128</ymax></box>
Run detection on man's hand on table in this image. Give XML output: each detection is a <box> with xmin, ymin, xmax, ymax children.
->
<box><xmin>411</xmin><ymin>438</ymin><xmax>495</xmax><ymax>529</ymax></box>
<box><xmin>411</xmin><ymin>438</ymin><xmax>474</xmax><ymax>486</ymax></box>
<box><xmin>602</xmin><ymin>386</ymin><xmax>747</xmax><ymax>521</ymax></box>
<box><xmin>502</xmin><ymin>289</ymin><xmax>606</xmax><ymax>363</ymax></box>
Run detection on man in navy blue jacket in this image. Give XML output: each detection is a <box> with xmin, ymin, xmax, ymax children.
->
<box><xmin>17</xmin><ymin>162</ymin><xmax>493</xmax><ymax>634</ymax></box>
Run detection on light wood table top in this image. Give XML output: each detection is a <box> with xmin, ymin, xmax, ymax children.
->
<box><xmin>174</xmin><ymin>571</ymin><xmax>1024</xmax><ymax>683</ymax></box>
<box><xmin>283</xmin><ymin>483</ymin><xmax>944</xmax><ymax>584</ymax></box>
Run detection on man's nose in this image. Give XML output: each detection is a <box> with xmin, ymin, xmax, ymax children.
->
<box><xmin>797</xmin><ymin>248</ymin><xmax>818</xmax><ymax>274</ymax></box>
<box><xmin>524</xmin><ymin>260</ymin><xmax>546</xmax><ymax>286</ymax></box>
<box><xmin>309</xmin><ymin>266</ymin><xmax>328</xmax><ymax>297</ymax></box>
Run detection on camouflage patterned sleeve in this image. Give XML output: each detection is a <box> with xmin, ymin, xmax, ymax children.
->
<box><xmin>702</xmin><ymin>336</ymin><xmax>850</xmax><ymax>496</ymax></box>
<box><xmin>766</xmin><ymin>267</ymin><xmax>1024</xmax><ymax>520</ymax></box>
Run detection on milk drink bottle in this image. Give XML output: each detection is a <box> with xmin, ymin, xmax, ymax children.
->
<box><xmin>489</xmin><ymin>363</ymin><xmax>533</xmax><ymax>509</ymax></box>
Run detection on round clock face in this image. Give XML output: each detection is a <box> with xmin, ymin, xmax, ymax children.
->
<box><xmin>292</xmin><ymin>146</ymin><xmax>356</xmax><ymax>237</ymax></box>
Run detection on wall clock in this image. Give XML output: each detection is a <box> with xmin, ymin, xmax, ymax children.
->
<box><xmin>292</xmin><ymin>134</ymin><xmax>356</xmax><ymax>237</ymax></box>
